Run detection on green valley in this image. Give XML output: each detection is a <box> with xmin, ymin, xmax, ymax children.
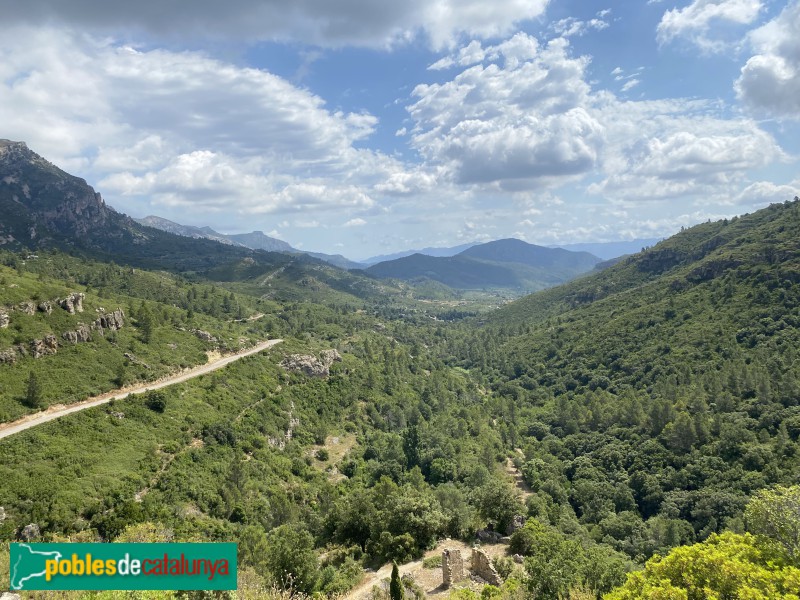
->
<box><xmin>1</xmin><ymin>142</ymin><xmax>800</xmax><ymax>600</ymax></box>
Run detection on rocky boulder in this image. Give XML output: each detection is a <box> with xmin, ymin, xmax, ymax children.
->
<box><xmin>31</xmin><ymin>334</ymin><xmax>58</xmax><ymax>358</ymax></box>
<box><xmin>0</xmin><ymin>348</ymin><xmax>17</xmax><ymax>364</ymax></box>
<box><xmin>0</xmin><ymin>312</ymin><xmax>8</xmax><ymax>328</ymax></box>
<box><xmin>19</xmin><ymin>523</ymin><xmax>41</xmax><ymax>541</ymax></box>
<box><xmin>506</xmin><ymin>514</ymin><xmax>525</xmax><ymax>536</ymax></box>
<box><xmin>37</xmin><ymin>301</ymin><xmax>53</xmax><ymax>314</ymax></box>
<box><xmin>281</xmin><ymin>353</ymin><xmax>333</xmax><ymax>378</ymax></box>
<box><xmin>62</xmin><ymin>323</ymin><xmax>92</xmax><ymax>344</ymax></box>
<box><xmin>193</xmin><ymin>329</ymin><xmax>217</xmax><ymax>343</ymax></box>
<box><xmin>59</xmin><ymin>292</ymin><xmax>85</xmax><ymax>314</ymax></box>
<box><xmin>93</xmin><ymin>308</ymin><xmax>124</xmax><ymax>332</ymax></box>
<box><xmin>18</xmin><ymin>301</ymin><xmax>35</xmax><ymax>315</ymax></box>
<box><xmin>320</xmin><ymin>349</ymin><xmax>343</xmax><ymax>366</ymax></box>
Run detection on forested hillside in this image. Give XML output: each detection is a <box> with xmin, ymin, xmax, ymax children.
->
<box><xmin>1</xmin><ymin>200</ymin><xmax>800</xmax><ymax>600</ymax></box>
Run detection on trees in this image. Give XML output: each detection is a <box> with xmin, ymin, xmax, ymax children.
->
<box><xmin>389</xmin><ymin>562</ymin><xmax>403</xmax><ymax>600</ymax></box>
<box><xmin>745</xmin><ymin>485</ymin><xmax>800</xmax><ymax>563</ymax></box>
<box><xmin>144</xmin><ymin>390</ymin><xmax>167</xmax><ymax>413</ymax></box>
<box><xmin>606</xmin><ymin>532</ymin><xmax>800</xmax><ymax>600</ymax></box>
<box><xmin>23</xmin><ymin>371</ymin><xmax>44</xmax><ymax>409</ymax></box>
<box><xmin>264</xmin><ymin>525</ymin><xmax>319</xmax><ymax>595</ymax></box>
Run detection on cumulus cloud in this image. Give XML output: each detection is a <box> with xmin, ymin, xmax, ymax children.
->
<box><xmin>657</xmin><ymin>0</ymin><xmax>762</xmax><ymax>51</ymax></box>
<box><xmin>344</xmin><ymin>218</ymin><xmax>367</xmax><ymax>227</ymax></box>
<box><xmin>550</xmin><ymin>13</ymin><xmax>611</xmax><ymax>38</ymax></box>
<box><xmin>0</xmin><ymin>0</ymin><xmax>549</xmax><ymax>50</ymax></box>
<box><xmin>408</xmin><ymin>34</ymin><xmax>603</xmax><ymax>189</ymax></box>
<box><xmin>407</xmin><ymin>32</ymin><xmax>784</xmax><ymax>205</ymax></box>
<box><xmin>589</xmin><ymin>98</ymin><xmax>785</xmax><ymax>201</ymax></box>
<box><xmin>728</xmin><ymin>180</ymin><xmax>800</xmax><ymax>206</ymax></box>
<box><xmin>736</xmin><ymin>1</ymin><xmax>800</xmax><ymax>118</ymax></box>
<box><xmin>0</xmin><ymin>27</ymin><xmax>397</xmax><ymax>217</ymax></box>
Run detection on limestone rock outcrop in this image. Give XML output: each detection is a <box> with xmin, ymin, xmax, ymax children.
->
<box><xmin>193</xmin><ymin>329</ymin><xmax>217</xmax><ymax>343</ymax></box>
<box><xmin>320</xmin><ymin>348</ymin><xmax>343</xmax><ymax>365</ymax></box>
<box><xmin>0</xmin><ymin>312</ymin><xmax>8</xmax><ymax>328</ymax></box>
<box><xmin>0</xmin><ymin>349</ymin><xmax>15</xmax><ymax>364</ymax></box>
<box><xmin>31</xmin><ymin>334</ymin><xmax>58</xmax><ymax>358</ymax></box>
<box><xmin>19</xmin><ymin>523</ymin><xmax>41</xmax><ymax>541</ymax></box>
<box><xmin>62</xmin><ymin>323</ymin><xmax>92</xmax><ymax>344</ymax></box>
<box><xmin>93</xmin><ymin>308</ymin><xmax>124</xmax><ymax>332</ymax></box>
<box><xmin>59</xmin><ymin>292</ymin><xmax>85</xmax><ymax>314</ymax></box>
<box><xmin>281</xmin><ymin>349</ymin><xmax>342</xmax><ymax>378</ymax></box>
<box><xmin>37</xmin><ymin>301</ymin><xmax>53</xmax><ymax>314</ymax></box>
<box><xmin>18</xmin><ymin>301</ymin><xmax>35</xmax><ymax>315</ymax></box>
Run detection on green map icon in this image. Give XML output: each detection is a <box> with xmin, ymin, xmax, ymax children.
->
<box><xmin>10</xmin><ymin>543</ymin><xmax>63</xmax><ymax>590</ymax></box>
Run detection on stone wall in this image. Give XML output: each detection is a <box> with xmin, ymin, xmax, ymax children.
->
<box><xmin>471</xmin><ymin>548</ymin><xmax>502</xmax><ymax>586</ymax></box>
<box><xmin>442</xmin><ymin>548</ymin><xmax>464</xmax><ymax>586</ymax></box>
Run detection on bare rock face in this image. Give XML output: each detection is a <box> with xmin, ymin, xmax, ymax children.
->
<box><xmin>320</xmin><ymin>349</ymin><xmax>342</xmax><ymax>366</ymax></box>
<box><xmin>281</xmin><ymin>354</ymin><xmax>328</xmax><ymax>377</ymax></box>
<box><xmin>62</xmin><ymin>323</ymin><xmax>92</xmax><ymax>344</ymax></box>
<box><xmin>281</xmin><ymin>349</ymin><xmax>342</xmax><ymax>378</ymax></box>
<box><xmin>18</xmin><ymin>301</ymin><xmax>35</xmax><ymax>315</ymax></box>
<box><xmin>31</xmin><ymin>334</ymin><xmax>58</xmax><ymax>358</ymax></box>
<box><xmin>19</xmin><ymin>523</ymin><xmax>41</xmax><ymax>541</ymax></box>
<box><xmin>0</xmin><ymin>312</ymin><xmax>8</xmax><ymax>328</ymax></box>
<box><xmin>0</xmin><ymin>348</ymin><xmax>17</xmax><ymax>364</ymax></box>
<box><xmin>59</xmin><ymin>292</ymin><xmax>85</xmax><ymax>314</ymax></box>
<box><xmin>193</xmin><ymin>329</ymin><xmax>217</xmax><ymax>343</ymax></box>
<box><xmin>92</xmin><ymin>308</ymin><xmax>124</xmax><ymax>332</ymax></box>
<box><xmin>37</xmin><ymin>301</ymin><xmax>53</xmax><ymax>314</ymax></box>
<box><xmin>280</xmin><ymin>349</ymin><xmax>342</xmax><ymax>378</ymax></box>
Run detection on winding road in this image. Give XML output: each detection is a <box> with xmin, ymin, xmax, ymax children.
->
<box><xmin>0</xmin><ymin>338</ymin><xmax>283</xmax><ymax>441</ymax></box>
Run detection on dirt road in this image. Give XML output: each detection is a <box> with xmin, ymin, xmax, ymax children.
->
<box><xmin>0</xmin><ymin>338</ymin><xmax>283</xmax><ymax>441</ymax></box>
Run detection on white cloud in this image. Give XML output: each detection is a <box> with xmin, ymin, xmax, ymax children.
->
<box><xmin>736</xmin><ymin>1</ymin><xmax>800</xmax><ymax>118</ymax></box>
<box><xmin>551</xmin><ymin>15</ymin><xmax>610</xmax><ymax>38</ymax></box>
<box><xmin>1</xmin><ymin>0</ymin><xmax>549</xmax><ymax>50</ymax></box>
<box><xmin>657</xmin><ymin>0</ymin><xmax>762</xmax><ymax>51</ymax></box>
<box><xmin>589</xmin><ymin>98</ymin><xmax>785</xmax><ymax>201</ymax></box>
<box><xmin>0</xmin><ymin>27</ymin><xmax>399</xmax><ymax>218</ymax></box>
<box><xmin>344</xmin><ymin>218</ymin><xmax>367</xmax><ymax>227</ymax></box>
<box><xmin>407</xmin><ymin>32</ymin><xmax>785</xmax><ymax>207</ymax></box>
<box><xmin>408</xmin><ymin>35</ymin><xmax>603</xmax><ymax>189</ymax></box>
<box><xmin>728</xmin><ymin>180</ymin><xmax>800</xmax><ymax>206</ymax></box>
<box><xmin>621</xmin><ymin>78</ymin><xmax>640</xmax><ymax>92</ymax></box>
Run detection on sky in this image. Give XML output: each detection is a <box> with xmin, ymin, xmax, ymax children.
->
<box><xmin>1</xmin><ymin>0</ymin><xmax>799</xmax><ymax>260</ymax></box>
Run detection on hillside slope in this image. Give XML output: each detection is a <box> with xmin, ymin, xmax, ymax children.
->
<box><xmin>435</xmin><ymin>199</ymin><xmax>800</xmax><ymax>571</ymax></box>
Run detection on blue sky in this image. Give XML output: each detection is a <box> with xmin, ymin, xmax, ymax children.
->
<box><xmin>1</xmin><ymin>0</ymin><xmax>798</xmax><ymax>260</ymax></box>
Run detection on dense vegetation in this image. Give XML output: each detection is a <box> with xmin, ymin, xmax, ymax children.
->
<box><xmin>1</xmin><ymin>199</ymin><xmax>800</xmax><ymax>599</ymax></box>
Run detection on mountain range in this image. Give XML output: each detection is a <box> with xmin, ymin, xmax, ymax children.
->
<box><xmin>365</xmin><ymin>238</ymin><xmax>602</xmax><ymax>292</ymax></box>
